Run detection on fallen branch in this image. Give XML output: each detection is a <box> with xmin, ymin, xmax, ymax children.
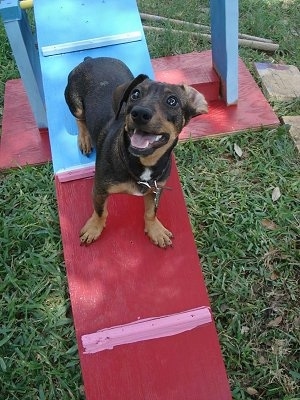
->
<box><xmin>143</xmin><ymin>25</ymin><xmax>279</xmax><ymax>52</ymax></box>
<box><xmin>141</xmin><ymin>13</ymin><xmax>275</xmax><ymax>44</ymax></box>
<box><xmin>140</xmin><ymin>12</ymin><xmax>210</xmax><ymax>32</ymax></box>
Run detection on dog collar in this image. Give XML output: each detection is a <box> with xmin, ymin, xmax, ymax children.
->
<box><xmin>137</xmin><ymin>180</ymin><xmax>171</xmax><ymax>214</ymax></box>
<box><xmin>117</xmin><ymin>135</ymin><xmax>173</xmax><ymax>213</ymax></box>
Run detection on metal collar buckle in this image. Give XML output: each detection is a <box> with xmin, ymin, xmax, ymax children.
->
<box><xmin>137</xmin><ymin>180</ymin><xmax>170</xmax><ymax>214</ymax></box>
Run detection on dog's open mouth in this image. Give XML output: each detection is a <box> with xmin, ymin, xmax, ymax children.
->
<box><xmin>128</xmin><ymin>129</ymin><xmax>169</xmax><ymax>155</ymax></box>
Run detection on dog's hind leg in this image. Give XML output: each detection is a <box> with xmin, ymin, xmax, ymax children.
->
<box><xmin>65</xmin><ymin>83</ymin><xmax>93</xmax><ymax>155</ymax></box>
<box><xmin>76</xmin><ymin>117</ymin><xmax>93</xmax><ymax>155</ymax></box>
<box><xmin>143</xmin><ymin>192</ymin><xmax>173</xmax><ymax>248</ymax></box>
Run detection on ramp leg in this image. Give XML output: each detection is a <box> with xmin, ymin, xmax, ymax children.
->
<box><xmin>0</xmin><ymin>0</ymin><xmax>47</xmax><ymax>128</ymax></box>
<box><xmin>210</xmin><ymin>0</ymin><xmax>239</xmax><ymax>105</ymax></box>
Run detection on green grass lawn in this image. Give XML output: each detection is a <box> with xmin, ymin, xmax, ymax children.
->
<box><xmin>1</xmin><ymin>1</ymin><xmax>300</xmax><ymax>399</ymax></box>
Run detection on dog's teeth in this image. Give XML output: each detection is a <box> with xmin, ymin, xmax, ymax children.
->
<box><xmin>155</xmin><ymin>135</ymin><xmax>162</xmax><ymax>142</ymax></box>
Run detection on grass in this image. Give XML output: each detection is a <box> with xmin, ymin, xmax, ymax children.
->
<box><xmin>1</xmin><ymin>0</ymin><xmax>300</xmax><ymax>399</ymax></box>
<box><xmin>175</xmin><ymin>128</ymin><xmax>300</xmax><ymax>399</ymax></box>
<box><xmin>0</xmin><ymin>165</ymin><xmax>84</xmax><ymax>399</ymax></box>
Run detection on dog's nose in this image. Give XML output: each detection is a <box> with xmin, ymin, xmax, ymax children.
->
<box><xmin>131</xmin><ymin>106</ymin><xmax>153</xmax><ymax>124</ymax></box>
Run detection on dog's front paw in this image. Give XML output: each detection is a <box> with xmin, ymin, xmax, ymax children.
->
<box><xmin>80</xmin><ymin>213</ymin><xmax>106</xmax><ymax>245</ymax></box>
<box><xmin>145</xmin><ymin>218</ymin><xmax>173</xmax><ymax>248</ymax></box>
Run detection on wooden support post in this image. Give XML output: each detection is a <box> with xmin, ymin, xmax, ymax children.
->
<box><xmin>210</xmin><ymin>0</ymin><xmax>239</xmax><ymax>105</ymax></box>
<box><xmin>0</xmin><ymin>0</ymin><xmax>47</xmax><ymax>128</ymax></box>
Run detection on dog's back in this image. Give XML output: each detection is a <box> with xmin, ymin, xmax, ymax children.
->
<box><xmin>65</xmin><ymin>57</ymin><xmax>134</xmax><ymax>143</ymax></box>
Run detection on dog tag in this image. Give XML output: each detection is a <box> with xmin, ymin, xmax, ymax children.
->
<box><xmin>153</xmin><ymin>181</ymin><xmax>162</xmax><ymax>214</ymax></box>
<box><xmin>137</xmin><ymin>180</ymin><xmax>163</xmax><ymax>214</ymax></box>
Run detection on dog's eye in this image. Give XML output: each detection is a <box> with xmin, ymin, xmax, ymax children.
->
<box><xmin>130</xmin><ymin>89</ymin><xmax>140</xmax><ymax>101</ymax></box>
<box><xmin>166</xmin><ymin>95</ymin><xmax>178</xmax><ymax>107</ymax></box>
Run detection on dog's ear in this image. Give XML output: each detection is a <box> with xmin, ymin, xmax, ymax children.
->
<box><xmin>113</xmin><ymin>74</ymin><xmax>149</xmax><ymax>119</ymax></box>
<box><xmin>182</xmin><ymin>85</ymin><xmax>208</xmax><ymax>123</ymax></box>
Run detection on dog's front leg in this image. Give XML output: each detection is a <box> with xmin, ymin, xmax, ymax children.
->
<box><xmin>143</xmin><ymin>192</ymin><xmax>173</xmax><ymax>248</ymax></box>
<box><xmin>80</xmin><ymin>191</ymin><xmax>108</xmax><ymax>245</ymax></box>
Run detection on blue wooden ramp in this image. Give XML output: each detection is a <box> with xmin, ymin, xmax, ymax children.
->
<box><xmin>33</xmin><ymin>0</ymin><xmax>154</xmax><ymax>175</ymax></box>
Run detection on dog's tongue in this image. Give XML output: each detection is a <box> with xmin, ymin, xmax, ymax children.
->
<box><xmin>130</xmin><ymin>130</ymin><xmax>161</xmax><ymax>149</ymax></box>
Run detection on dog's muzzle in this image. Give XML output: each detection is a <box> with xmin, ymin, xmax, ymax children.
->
<box><xmin>128</xmin><ymin>129</ymin><xmax>169</xmax><ymax>156</ymax></box>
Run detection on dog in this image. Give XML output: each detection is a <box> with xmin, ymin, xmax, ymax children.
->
<box><xmin>65</xmin><ymin>57</ymin><xmax>207</xmax><ymax>248</ymax></box>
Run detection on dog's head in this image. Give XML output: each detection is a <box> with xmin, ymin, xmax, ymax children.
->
<box><xmin>113</xmin><ymin>74</ymin><xmax>208</xmax><ymax>164</ymax></box>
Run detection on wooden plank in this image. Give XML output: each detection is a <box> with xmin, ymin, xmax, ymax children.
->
<box><xmin>152</xmin><ymin>51</ymin><xmax>279</xmax><ymax>141</ymax></box>
<box><xmin>55</xmin><ymin>160</ymin><xmax>232</xmax><ymax>400</ymax></box>
<box><xmin>152</xmin><ymin>51</ymin><xmax>220</xmax><ymax>102</ymax></box>
<box><xmin>0</xmin><ymin>79</ymin><xmax>51</xmax><ymax>169</ymax></box>
<box><xmin>41</xmin><ymin>31</ymin><xmax>142</xmax><ymax>56</ymax></box>
<box><xmin>282</xmin><ymin>116</ymin><xmax>300</xmax><ymax>152</ymax></box>
<box><xmin>210</xmin><ymin>0</ymin><xmax>239</xmax><ymax>105</ymax></box>
<box><xmin>254</xmin><ymin>63</ymin><xmax>300</xmax><ymax>101</ymax></box>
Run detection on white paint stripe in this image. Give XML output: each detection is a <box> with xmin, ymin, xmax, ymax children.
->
<box><xmin>42</xmin><ymin>31</ymin><xmax>142</xmax><ymax>56</ymax></box>
<box><xmin>82</xmin><ymin>306</ymin><xmax>212</xmax><ymax>354</ymax></box>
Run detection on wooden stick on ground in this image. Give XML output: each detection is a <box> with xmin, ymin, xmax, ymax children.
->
<box><xmin>140</xmin><ymin>12</ymin><xmax>211</xmax><ymax>32</ymax></box>
<box><xmin>143</xmin><ymin>25</ymin><xmax>279</xmax><ymax>52</ymax></box>
<box><xmin>141</xmin><ymin>13</ymin><xmax>276</xmax><ymax>44</ymax></box>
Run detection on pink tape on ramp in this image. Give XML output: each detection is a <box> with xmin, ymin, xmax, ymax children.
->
<box><xmin>82</xmin><ymin>306</ymin><xmax>212</xmax><ymax>354</ymax></box>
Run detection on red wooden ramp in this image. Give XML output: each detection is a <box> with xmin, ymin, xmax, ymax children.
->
<box><xmin>55</xmin><ymin>160</ymin><xmax>232</xmax><ymax>400</ymax></box>
<box><xmin>0</xmin><ymin>79</ymin><xmax>51</xmax><ymax>169</ymax></box>
<box><xmin>152</xmin><ymin>51</ymin><xmax>279</xmax><ymax>140</ymax></box>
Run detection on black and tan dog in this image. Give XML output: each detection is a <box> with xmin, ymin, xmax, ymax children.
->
<box><xmin>65</xmin><ymin>57</ymin><xmax>207</xmax><ymax>248</ymax></box>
